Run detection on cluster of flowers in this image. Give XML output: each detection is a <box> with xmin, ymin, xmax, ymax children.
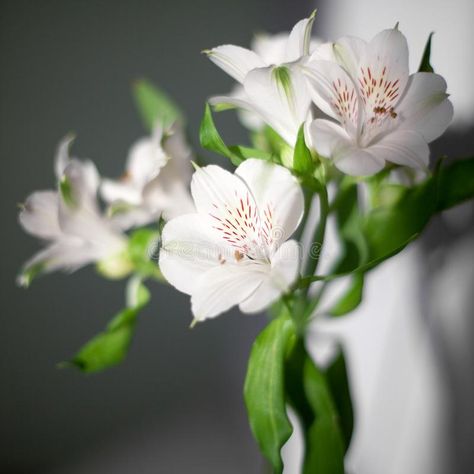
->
<box><xmin>19</xmin><ymin>13</ymin><xmax>452</xmax><ymax>324</ymax></box>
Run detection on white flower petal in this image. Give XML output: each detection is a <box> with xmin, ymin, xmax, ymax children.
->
<box><xmin>59</xmin><ymin>162</ymin><xmax>125</xmax><ymax>253</ymax></box>
<box><xmin>335</xmin><ymin>147</ymin><xmax>385</xmax><ymax>176</ymax></box>
<box><xmin>109</xmin><ymin>206</ymin><xmax>157</xmax><ymax>230</ymax></box>
<box><xmin>159</xmin><ymin>213</ymin><xmax>229</xmax><ymax>295</ymax></box>
<box><xmin>309</xmin><ymin>41</ymin><xmax>336</xmax><ymax>62</ymax></box>
<box><xmin>206</xmin><ymin>45</ymin><xmax>265</xmax><ymax>83</ymax></box>
<box><xmin>209</xmin><ymin>93</ymin><xmax>255</xmax><ymax>112</ymax></box>
<box><xmin>101</xmin><ymin>179</ymin><xmax>142</xmax><ymax>206</ymax></box>
<box><xmin>54</xmin><ymin>134</ymin><xmax>75</xmax><ymax>179</ymax></box>
<box><xmin>191</xmin><ymin>164</ymin><xmax>268</xmax><ymax>256</ymax></box>
<box><xmin>252</xmin><ymin>32</ymin><xmax>290</xmax><ymax>65</ymax></box>
<box><xmin>284</xmin><ymin>13</ymin><xmax>316</xmax><ymax>62</ymax></box>
<box><xmin>236</xmin><ymin>159</ymin><xmax>304</xmax><ymax>247</ymax></box>
<box><xmin>126</xmin><ymin>136</ymin><xmax>167</xmax><ymax>187</ymax></box>
<box><xmin>162</xmin><ymin>124</ymin><xmax>193</xmax><ymax>183</ymax></box>
<box><xmin>397</xmin><ymin>72</ymin><xmax>453</xmax><ymax>142</ymax></box>
<box><xmin>191</xmin><ymin>164</ymin><xmax>253</xmax><ymax>216</ymax></box>
<box><xmin>358</xmin><ymin>28</ymin><xmax>409</xmax><ymax>117</ymax></box>
<box><xmin>333</xmin><ymin>35</ymin><xmax>367</xmax><ymax>77</ymax></box>
<box><xmin>229</xmin><ymin>84</ymin><xmax>265</xmax><ymax>130</ymax></box>
<box><xmin>19</xmin><ymin>190</ymin><xmax>61</xmax><ymax>240</ymax></box>
<box><xmin>367</xmin><ymin>129</ymin><xmax>430</xmax><ymax>170</ymax></box>
<box><xmin>304</xmin><ymin>60</ymin><xmax>361</xmax><ymax>135</ymax></box>
<box><xmin>61</xmin><ymin>159</ymin><xmax>100</xmax><ymax>211</ymax></box>
<box><xmin>191</xmin><ymin>264</ymin><xmax>264</xmax><ymax>320</ymax></box>
<box><xmin>144</xmin><ymin>177</ymin><xmax>194</xmax><ymax>221</ymax></box>
<box><xmin>209</xmin><ymin>93</ymin><xmax>270</xmax><ymax>132</ymax></box>
<box><xmin>21</xmin><ymin>237</ymin><xmax>99</xmax><ymax>277</ymax></box>
<box><xmin>239</xmin><ymin>239</ymin><xmax>300</xmax><ymax>313</ymax></box>
<box><xmin>305</xmin><ymin>118</ymin><xmax>352</xmax><ymax>158</ymax></box>
<box><xmin>243</xmin><ymin>65</ymin><xmax>311</xmax><ymax>145</ymax></box>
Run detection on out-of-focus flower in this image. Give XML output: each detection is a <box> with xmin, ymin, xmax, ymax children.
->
<box><xmin>206</xmin><ymin>13</ymin><xmax>317</xmax><ymax>146</ymax></box>
<box><xmin>101</xmin><ymin>123</ymin><xmax>194</xmax><ymax>230</ymax></box>
<box><xmin>304</xmin><ymin>28</ymin><xmax>453</xmax><ymax>176</ymax></box>
<box><xmin>18</xmin><ymin>136</ymin><xmax>131</xmax><ymax>286</ymax></box>
<box><xmin>159</xmin><ymin>159</ymin><xmax>304</xmax><ymax>322</ymax></box>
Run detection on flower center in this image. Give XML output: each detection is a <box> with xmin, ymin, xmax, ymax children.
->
<box><xmin>358</xmin><ymin>66</ymin><xmax>401</xmax><ymax>145</ymax></box>
<box><xmin>209</xmin><ymin>191</ymin><xmax>273</xmax><ymax>263</ymax></box>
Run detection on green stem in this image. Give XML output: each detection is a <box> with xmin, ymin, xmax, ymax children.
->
<box><xmin>295</xmin><ymin>186</ymin><xmax>313</xmax><ymax>242</ymax></box>
<box><xmin>303</xmin><ymin>185</ymin><xmax>329</xmax><ymax>298</ymax></box>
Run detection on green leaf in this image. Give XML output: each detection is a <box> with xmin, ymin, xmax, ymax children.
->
<box><xmin>301</xmin><ymin>158</ymin><xmax>474</xmax><ymax>289</ymax></box>
<box><xmin>62</xmin><ymin>277</ymin><xmax>150</xmax><ymax>373</ymax></box>
<box><xmin>200</xmin><ymin>104</ymin><xmax>272</xmax><ymax>165</ymax></box>
<box><xmin>285</xmin><ymin>341</ymin><xmax>349</xmax><ymax>473</ymax></box>
<box><xmin>418</xmin><ymin>32</ymin><xmax>434</xmax><ymax>73</ymax></box>
<box><xmin>293</xmin><ymin>125</ymin><xmax>314</xmax><ymax>175</ymax></box>
<box><xmin>133</xmin><ymin>79</ymin><xmax>183</xmax><ymax>131</ymax></box>
<box><xmin>325</xmin><ymin>349</ymin><xmax>354</xmax><ymax>451</ymax></box>
<box><xmin>199</xmin><ymin>103</ymin><xmax>243</xmax><ymax>165</ymax></box>
<box><xmin>435</xmin><ymin>157</ymin><xmax>474</xmax><ymax>211</ymax></box>
<box><xmin>244</xmin><ymin>314</ymin><xmax>295</xmax><ymax>473</ymax></box>
<box><xmin>228</xmin><ymin>144</ymin><xmax>272</xmax><ymax>162</ymax></box>
<box><xmin>298</xmin><ymin>232</ymin><xmax>418</xmax><ymax>288</ymax></box>
<box><xmin>364</xmin><ymin>177</ymin><xmax>435</xmax><ymax>259</ymax></box>
<box><xmin>302</xmin><ymin>357</ymin><xmax>345</xmax><ymax>474</ymax></box>
<box><xmin>332</xmin><ymin>180</ymin><xmax>368</xmax><ymax>274</ymax></box>
<box><xmin>329</xmin><ymin>273</ymin><xmax>364</xmax><ymax>317</ymax></box>
<box><xmin>263</xmin><ymin>126</ymin><xmax>290</xmax><ymax>156</ymax></box>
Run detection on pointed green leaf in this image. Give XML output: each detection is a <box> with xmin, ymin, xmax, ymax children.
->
<box><xmin>364</xmin><ymin>177</ymin><xmax>435</xmax><ymax>259</ymax></box>
<box><xmin>293</xmin><ymin>125</ymin><xmax>314</xmax><ymax>175</ymax></box>
<box><xmin>62</xmin><ymin>277</ymin><xmax>150</xmax><ymax>373</ymax></box>
<box><xmin>244</xmin><ymin>314</ymin><xmax>295</xmax><ymax>473</ymax></box>
<box><xmin>325</xmin><ymin>349</ymin><xmax>354</xmax><ymax>451</ymax></box>
<box><xmin>418</xmin><ymin>32</ymin><xmax>434</xmax><ymax>73</ymax></box>
<box><xmin>298</xmin><ymin>233</ymin><xmax>419</xmax><ymax>288</ymax></box>
<box><xmin>199</xmin><ymin>104</ymin><xmax>243</xmax><ymax>165</ymax></box>
<box><xmin>200</xmin><ymin>104</ymin><xmax>272</xmax><ymax>165</ymax></box>
<box><xmin>229</xmin><ymin>144</ymin><xmax>272</xmax><ymax>162</ymax></box>
<box><xmin>302</xmin><ymin>356</ymin><xmax>345</xmax><ymax>474</ymax></box>
<box><xmin>133</xmin><ymin>79</ymin><xmax>183</xmax><ymax>130</ymax></box>
<box><xmin>286</xmin><ymin>341</ymin><xmax>346</xmax><ymax>474</ymax></box>
<box><xmin>435</xmin><ymin>157</ymin><xmax>474</xmax><ymax>211</ymax></box>
<box><xmin>332</xmin><ymin>180</ymin><xmax>369</xmax><ymax>274</ymax></box>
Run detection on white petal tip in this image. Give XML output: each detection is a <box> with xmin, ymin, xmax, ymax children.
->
<box><xmin>189</xmin><ymin>318</ymin><xmax>200</xmax><ymax>329</ymax></box>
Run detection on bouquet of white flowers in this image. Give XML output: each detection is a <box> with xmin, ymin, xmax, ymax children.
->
<box><xmin>17</xmin><ymin>11</ymin><xmax>473</xmax><ymax>473</ymax></box>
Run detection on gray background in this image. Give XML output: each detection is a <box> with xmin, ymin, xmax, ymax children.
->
<box><xmin>1</xmin><ymin>1</ymin><xmax>473</xmax><ymax>473</ymax></box>
<box><xmin>0</xmin><ymin>1</ymin><xmax>312</xmax><ymax>472</ymax></box>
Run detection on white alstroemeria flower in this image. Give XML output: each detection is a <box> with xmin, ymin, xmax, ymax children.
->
<box><xmin>159</xmin><ymin>159</ymin><xmax>304</xmax><ymax>322</ymax></box>
<box><xmin>229</xmin><ymin>31</ymin><xmax>322</xmax><ymax>132</ymax></box>
<box><xmin>18</xmin><ymin>136</ymin><xmax>130</xmax><ymax>285</ymax></box>
<box><xmin>101</xmin><ymin>123</ymin><xmax>194</xmax><ymax>229</ymax></box>
<box><xmin>303</xmin><ymin>28</ymin><xmax>453</xmax><ymax>176</ymax></box>
<box><xmin>206</xmin><ymin>13</ymin><xmax>317</xmax><ymax>146</ymax></box>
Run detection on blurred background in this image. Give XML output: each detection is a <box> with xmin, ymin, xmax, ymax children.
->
<box><xmin>1</xmin><ymin>1</ymin><xmax>473</xmax><ymax>473</ymax></box>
